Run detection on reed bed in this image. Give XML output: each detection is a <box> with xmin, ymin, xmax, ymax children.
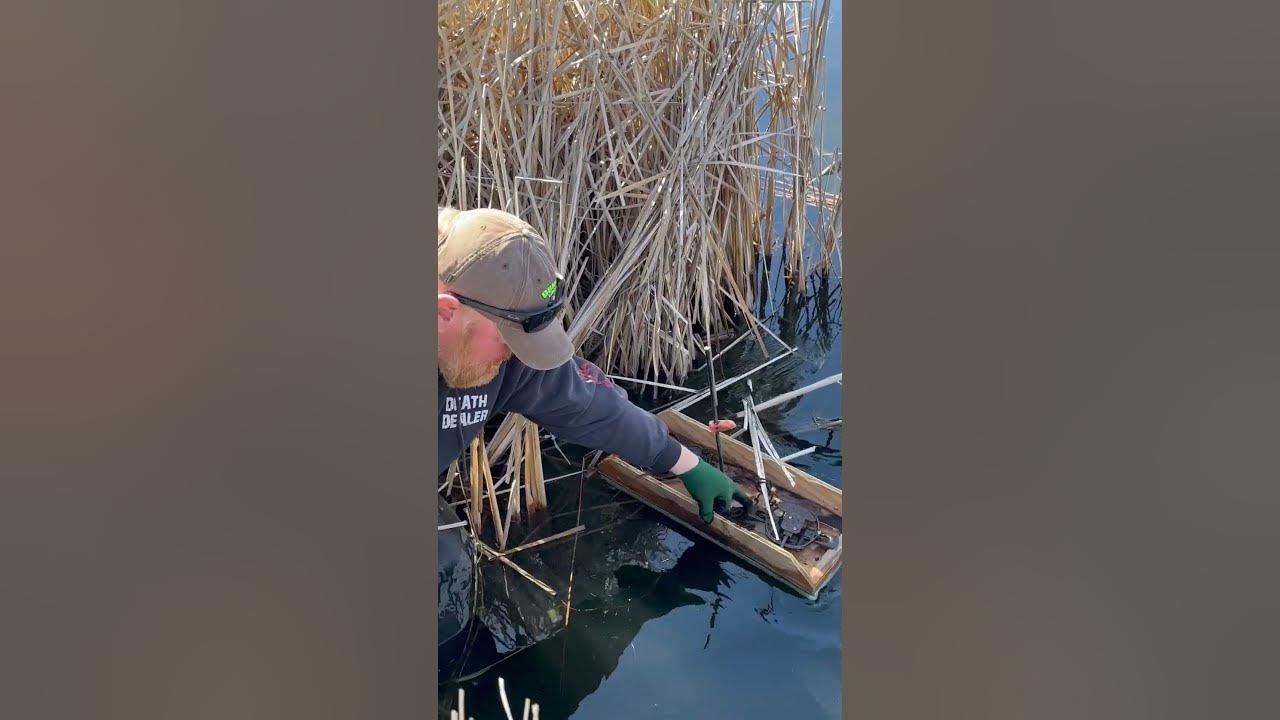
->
<box><xmin>439</xmin><ymin>0</ymin><xmax>838</xmax><ymax>466</ymax></box>
<box><xmin>439</xmin><ymin>0</ymin><xmax>838</xmax><ymax>380</ymax></box>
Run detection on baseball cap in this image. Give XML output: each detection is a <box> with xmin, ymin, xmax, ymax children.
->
<box><xmin>438</xmin><ymin>208</ymin><xmax>574</xmax><ymax>370</ymax></box>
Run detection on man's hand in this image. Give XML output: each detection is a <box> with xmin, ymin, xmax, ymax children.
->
<box><xmin>677</xmin><ymin>458</ymin><xmax>754</xmax><ymax>524</ymax></box>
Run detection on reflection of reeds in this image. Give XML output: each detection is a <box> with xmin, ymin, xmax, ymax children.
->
<box><xmin>448</xmin><ymin>683</ymin><xmax>540</xmax><ymax>720</ymax></box>
<box><xmin>439</xmin><ymin>0</ymin><xmax>838</xmax><ymax>384</ymax></box>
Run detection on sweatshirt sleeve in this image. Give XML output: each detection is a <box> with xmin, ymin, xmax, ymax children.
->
<box><xmin>498</xmin><ymin>357</ymin><xmax>683</xmax><ymax>473</ymax></box>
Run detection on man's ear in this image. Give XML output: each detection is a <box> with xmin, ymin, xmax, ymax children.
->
<box><xmin>438</xmin><ymin>293</ymin><xmax>461</xmax><ymax>330</ymax></box>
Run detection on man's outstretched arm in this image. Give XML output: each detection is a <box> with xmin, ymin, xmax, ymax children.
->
<box><xmin>498</xmin><ymin>356</ymin><xmax>682</xmax><ymax>471</ymax></box>
<box><xmin>498</xmin><ymin>357</ymin><xmax>749</xmax><ymax>522</ymax></box>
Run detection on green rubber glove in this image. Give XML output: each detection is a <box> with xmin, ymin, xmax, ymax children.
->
<box><xmin>677</xmin><ymin>458</ymin><xmax>754</xmax><ymax>523</ymax></box>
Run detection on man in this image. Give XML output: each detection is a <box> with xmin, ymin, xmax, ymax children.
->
<box><xmin>437</xmin><ymin>207</ymin><xmax>750</xmax><ymax>523</ymax></box>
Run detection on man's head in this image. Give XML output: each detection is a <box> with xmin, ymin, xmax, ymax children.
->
<box><xmin>437</xmin><ymin>207</ymin><xmax>573</xmax><ymax>387</ymax></box>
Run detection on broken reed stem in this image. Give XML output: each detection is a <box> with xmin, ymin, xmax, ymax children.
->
<box><xmin>750</xmin><ymin>407</ymin><xmax>797</xmax><ymax>487</ymax></box>
<box><xmin>481</xmin><ymin>445</ymin><xmax>507</xmax><ymax>550</ymax></box>
<box><xmin>496</xmin><ymin>524</ymin><xmax>586</xmax><ymax>558</ymax></box>
<box><xmin>462</xmin><ymin>427</ymin><xmax>553</xmax><ymax>551</ymax></box>
<box><xmin>446</xmin><ymin>469</ymin><xmax>580</xmax><ymax>508</ymax></box>
<box><xmin>522</xmin><ymin>424</ymin><xmax>537</xmax><ymax>513</ymax></box>
<box><xmin>563</xmin><ymin>462</ymin><xmax>587</xmax><ymax>629</ymax></box>
<box><xmin>502</xmin><ymin>425</ymin><xmax>524</xmax><ymax>544</ymax></box>
<box><xmin>452</xmin><ymin>684</ymin><xmax>539</xmax><ymax>720</ymax></box>
<box><xmin>468</xmin><ymin>440</ymin><xmax>483</xmax><ymax>536</ymax></box>
<box><xmin>779</xmin><ymin>445</ymin><xmax>817</xmax><ymax>462</ymax></box>
<box><xmin>669</xmin><ymin>341</ymin><xmax>798</xmax><ymax>413</ymax></box>
<box><xmin>533</xmin><ymin>428</ymin><xmax>547</xmax><ymax>509</ymax></box>
<box><xmin>734</xmin><ymin>372</ymin><xmax>842</xmax><ymax>417</ymax></box>
<box><xmin>478</xmin><ymin>540</ymin><xmax>558</xmax><ymax>597</ymax></box>
<box><xmin>441</xmin><ymin>459</ymin><xmax>460</xmax><ymax>495</ymax></box>
<box><xmin>498</xmin><ymin>677</ymin><xmax>515</xmax><ymax>720</ymax></box>
<box><xmin>607</xmin><ymin>375</ymin><xmax>698</xmax><ymax>394</ymax></box>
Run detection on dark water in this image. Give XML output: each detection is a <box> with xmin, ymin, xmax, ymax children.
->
<box><xmin>439</xmin><ymin>272</ymin><xmax>843</xmax><ymax>720</ymax></box>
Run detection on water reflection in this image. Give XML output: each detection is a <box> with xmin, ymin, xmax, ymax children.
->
<box><xmin>443</xmin><ymin>506</ymin><xmax>813</xmax><ymax>720</ymax></box>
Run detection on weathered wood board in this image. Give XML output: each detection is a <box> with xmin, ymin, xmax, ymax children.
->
<box><xmin>596</xmin><ymin>409</ymin><xmax>842</xmax><ymax>600</ymax></box>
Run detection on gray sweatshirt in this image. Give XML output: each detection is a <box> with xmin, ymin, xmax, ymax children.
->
<box><xmin>437</xmin><ymin>357</ymin><xmax>682</xmax><ymax>476</ymax></box>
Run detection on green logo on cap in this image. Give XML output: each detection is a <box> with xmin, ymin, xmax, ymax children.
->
<box><xmin>540</xmin><ymin>278</ymin><xmax>558</xmax><ymax>299</ymax></box>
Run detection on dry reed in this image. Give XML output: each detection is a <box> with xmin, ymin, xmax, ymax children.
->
<box><xmin>440</xmin><ymin>0</ymin><xmax>838</xmax><ymax>473</ymax></box>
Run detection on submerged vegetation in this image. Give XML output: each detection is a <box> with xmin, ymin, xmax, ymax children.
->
<box><xmin>438</xmin><ymin>0</ymin><xmax>839</xmax><ymax>384</ymax></box>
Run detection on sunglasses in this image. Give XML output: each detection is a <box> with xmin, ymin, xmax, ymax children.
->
<box><xmin>451</xmin><ymin>275</ymin><xmax>566</xmax><ymax>333</ymax></box>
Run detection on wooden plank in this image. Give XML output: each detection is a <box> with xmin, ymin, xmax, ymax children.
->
<box><xmin>594</xmin><ymin>409</ymin><xmax>844</xmax><ymax>600</ymax></box>
<box><xmin>598</xmin><ymin>454</ymin><xmax>822</xmax><ymax>598</ymax></box>
<box><xmin>606</xmin><ymin>467</ymin><xmax>817</xmax><ymax>597</ymax></box>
